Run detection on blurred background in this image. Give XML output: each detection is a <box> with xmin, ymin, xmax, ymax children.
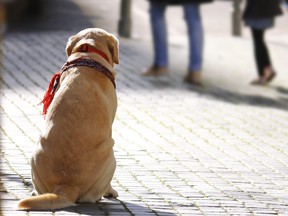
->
<box><xmin>1</xmin><ymin>0</ymin><xmax>287</xmax><ymax>41</ymax></box>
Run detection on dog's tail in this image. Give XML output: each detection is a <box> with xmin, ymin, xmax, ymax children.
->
<box><xmin>17</xmin><ymin>185</ymin><xmax>79</xmax><ymax>210</ymax></box>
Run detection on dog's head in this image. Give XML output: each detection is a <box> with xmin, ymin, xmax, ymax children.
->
<box><xmin>66</xmin><ymin>28</ymin><xmax>119</xmax><ymax>66</ymax></box>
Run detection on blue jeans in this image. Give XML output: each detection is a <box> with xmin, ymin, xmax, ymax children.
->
<box><xmin>150</xmin><ymin>2</ymin><xmax>203</xmax><ymax>72</ymax></box>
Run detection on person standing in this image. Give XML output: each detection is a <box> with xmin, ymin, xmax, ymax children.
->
<box><xmin>243</xmin><ymin>0</ymin><xmax>283</xmax><ymax>85</ymax></box>
<box><xmin>143</xmin><ymin>0</ymin><xmax>213</xmax><ymax>86</ymax></box>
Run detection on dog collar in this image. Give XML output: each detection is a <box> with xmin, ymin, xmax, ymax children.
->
<box><xmin>61</xmin><ymin>58</ymin><xmax>116</xmax><ymax>89</ymax></box>
<box><xmin>79</xmin><ymin>44</ymin><xmax>110</xmax><ymax>63</ymax></box>
<box><xmin>40</xmin><ymin>57</ymin><xmax>116</xmax><ymax>116</ymax></box>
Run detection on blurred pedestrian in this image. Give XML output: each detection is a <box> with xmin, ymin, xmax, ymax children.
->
<box><xmin>243</xmin><ymin>0</ymin><xmax>283</xmax><ymax>85</ymax></box>
<box><xmin>143</xmin><ymin>0</ymin><xmax>213</xmax><ymax>86</ymax></box>
<box><xmin>0</xmin><ymin>4</ymin><xmax>5</xmax><ymax>34</ymax></box>
<box><xmin>285</xmin><ymin>0</ymin><xmax>288</xmax><ymax>10</ymax></box>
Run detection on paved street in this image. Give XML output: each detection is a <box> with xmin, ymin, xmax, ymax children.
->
<box><xmin>1</xmin><ymin>0</ymin><xmax>288</xmax><ymax>215</ymax></box>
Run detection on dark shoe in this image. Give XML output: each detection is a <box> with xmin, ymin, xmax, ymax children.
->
<box><xmin>184</xmin><ymin>71</ymin><xmax>202</xmax><ymax>86</ymax></box>
<box><xmin>142</xmin><ymin>65</ymin><xmax>169</xmax><ymax>76</ymax></box>
<box><xmin>251</xmin><ymin>69</ymin><xmax>276</xmax><ymax>86</ymax></box>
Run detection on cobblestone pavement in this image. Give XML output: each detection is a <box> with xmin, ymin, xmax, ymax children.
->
<box><xmin>1</xmin><ymin>1</ymin><xmax>288</xmax><ymax>215</ymax></box>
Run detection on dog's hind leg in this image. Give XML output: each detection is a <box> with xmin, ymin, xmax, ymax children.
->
<box><xmin>30</xmin><ymin>156</ymin><xmax>49</xmax><ymax>195</ymax></box>
<box><xmin>103</xmin><ymin>184</ymin><xmax>118</xmax><ymax>198</ymax></box>
<box><xmin>78</xmin><ymin>148</ymin><xmax>117</xmax><ymax>203</ymax></box>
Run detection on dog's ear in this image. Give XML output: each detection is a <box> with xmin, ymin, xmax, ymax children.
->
<box><xmin>65</xmin><ymin>35</ymin><xmax>78</xmax><ymax>57</ymax></box>
<box><xmin>108</xmin><ymin>35</ymin><xmax>119</xmax><ymax>64</ymax></box>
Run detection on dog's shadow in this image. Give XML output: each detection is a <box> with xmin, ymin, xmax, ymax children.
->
<box><xmin>61</xmin><ymin>198</ymin><xmax>177</xmax><ymax>216</ymax></box>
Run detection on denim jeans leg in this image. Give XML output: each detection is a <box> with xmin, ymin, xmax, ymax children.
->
<box><xmin>184</xmin><ymin>3</ymin><xmax>203</xmax><ymax>72</ymax></box>
<box><xmin>150</xmin><ymin>2</ymin><xmax>168</xmax><ymax>67</ymax></box>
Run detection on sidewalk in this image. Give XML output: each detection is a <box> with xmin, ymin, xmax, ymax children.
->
<box><xmin>1</xmin><ymin>0</ymin><xmax>288</xmax><ymax>215</ymax></box>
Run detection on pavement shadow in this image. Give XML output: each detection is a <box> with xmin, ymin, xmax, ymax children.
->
<box><xmin>61</xmin><ymin>199</ymin><xmax>177</xmax><ymax>216</ymax></box>
<box><xmin>275</xmin><ymin>86</ymin><xmax>288</xmax><ymax>95</ymax></box>
<box><xmin>191</xmin><ymin>84</ymin><xmax>288</xmax><ymax>111</ymax></box>
<box><xmin>6</xmin><ymin>0</ymin><xmax>94</xmax><ymax>32</ymax></box>
<box><xmin>137</xmin><ymin>75</ymin><xmax>288</xmax><ymax>111</ymax></box>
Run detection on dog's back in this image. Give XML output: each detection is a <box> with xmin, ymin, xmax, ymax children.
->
<box><xmin>17</xmin><ymin>28</ymin><xmax>119</xmax><ymax>210</ymax></box>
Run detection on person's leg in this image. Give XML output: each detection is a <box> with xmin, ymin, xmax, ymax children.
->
<box><xmin>143</xmin><ymin>2</ymin><xmax>169</xmax><ymax>76</ymax></box>
<box><xmin>150</xmin><ymin>2</ymin><xmax>168</xmax><ymax>67</ymax></box>
<box><xmin>251</xmin><ymin>28</ymin><xmax>275</xmax><ymax>84</ymax></box>
<box><xmin>183</xmin><ymin>3</ymin><xmax>203</xmax><ymax>85</ymax></box>
<box><xmin>251</xmin><ymin>28</ymin><xmax>268</xmax><ymax>76</ymax></box>
<box><xmin>184</xmin><ymin>3</ymin><xmax>203</xmax><ymax>72</ymax></box>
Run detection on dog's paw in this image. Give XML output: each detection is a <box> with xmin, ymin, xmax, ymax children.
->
<box><xmin>103</xmin><ymin>185</ymin><xmax>118</xmax><ymax>198</ymax></box>
<box><xmin>31</xmin><ymin>190</ymin><xmax>38</xmax><ymax>196</ymax></box>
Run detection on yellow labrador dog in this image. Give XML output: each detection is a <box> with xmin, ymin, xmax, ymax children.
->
<box><xmin>17</xmin><ymin>28</ymin><xmax>119</xmax><ymax>210</ymax></box>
